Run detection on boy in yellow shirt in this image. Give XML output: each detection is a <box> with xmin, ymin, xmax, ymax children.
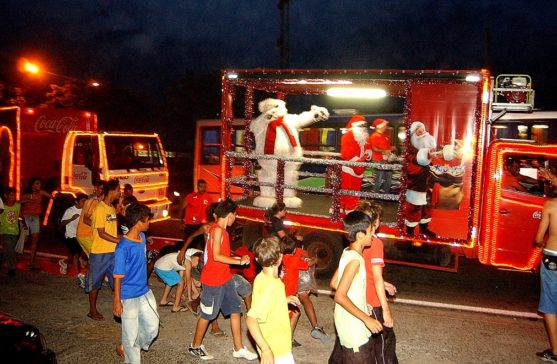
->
<box><xmin>86</xmin><ymin>178</ymin><xmax>121</xmax><ymax>321</ymax></box>
<box><xmin>247</xmin><ymin>236</ymin><xmax>301</xmax><ymax>364</ymax></box>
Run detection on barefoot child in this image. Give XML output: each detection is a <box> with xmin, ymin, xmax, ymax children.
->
<box><xmin>247</xmin><ymin>236</ymin><xmax>301</xmax><ymax>364</ymax></box>
<box><xmin>154</xmin><ymin>243</ymin><xmax>191</xmax><ymax>313</ymax></box>
<box><xmin>332</xmin><ymin>211</ymin><xmax>382</xmax><ymax>363</ymax></box>
<box><xmin>113</xmin><ymin>203</ymin><xmax>159</xmax><ymax>363</ymax></box>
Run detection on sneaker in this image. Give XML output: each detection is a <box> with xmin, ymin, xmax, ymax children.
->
<box><xmin>58</xmin><ymin>259</ymin><xmax>68</xmax><ymax>275</ymax></box>
<box><xmin>536</xmin><ymin>349</ymin><xmax>557</xmax><ymax>362</ymax></box>
<box><xmin>232</xmin><ymin>346</ymin><xmax>258</xmax><ymax>361</ymax></box>
<box><xmin>311</xmin><ymin>326</ymin><xmax>332</xmax><ymax>344</ymax></box>
<box><xmin>77</xmin><ymin>273</ymin><xmax>86</xmax><ymax>288</ymax></box>
<box><xmin>292</xmin><ymin>339</ymin><xmax>302</xmax><ymax>348</ymax></box>
<box><xmin>188</xmin><ymin>344</ymin><xmax>214</xmax><ymax>360</ymax></box>
<box><xmin>116</xmin><ymin>344</ymin><xmax>124</xmax><ymax>358</ymax></box>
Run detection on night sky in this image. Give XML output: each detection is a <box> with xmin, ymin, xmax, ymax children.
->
<box><xmin>1</xmin><ymin>1</ymin><xmax>557</xmax><ymax>107</ymax></box>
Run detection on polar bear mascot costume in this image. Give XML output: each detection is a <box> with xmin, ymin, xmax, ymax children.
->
<box><xmin>250</xmin><ymin>98</ymin><xmax>329</xmax><ymax>208</ymax></box>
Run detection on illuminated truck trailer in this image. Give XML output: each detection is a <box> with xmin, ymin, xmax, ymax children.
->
<box><xmin>194</xmin><ymin>70</ymin><xmax>556</xmax><ymax>275</ymax></box>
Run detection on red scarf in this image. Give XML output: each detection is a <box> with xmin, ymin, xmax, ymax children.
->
<box><xmin>264</xmin><ymin>116</ymin><xmax>298</xmax><ymax>154</ymax></box>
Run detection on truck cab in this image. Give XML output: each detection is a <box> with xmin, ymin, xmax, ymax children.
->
<box><xmin>0</xmin><ymin>106</ymin><xmax>171</xmax><ymax>222</ymax></box>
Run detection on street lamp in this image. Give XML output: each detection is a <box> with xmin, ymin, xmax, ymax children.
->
<box><xmin>19</xmin><ymin>57</ymin><xmax>101</xmax><ymax>87</ymax></box>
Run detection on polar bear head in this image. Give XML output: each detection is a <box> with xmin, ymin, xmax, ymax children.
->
<box><xmin>258</xmin><ymin>98</ymin><xmax>288</xmax><ymax>120</ymax></box>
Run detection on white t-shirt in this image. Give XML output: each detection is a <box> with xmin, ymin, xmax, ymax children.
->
<box><xmin>62</xmin><ymin>205</ymin><xmax>82</xmax><ymax>238</ymax></box>
<box><xmin>155</xmin><ymin>252</ymin><xmax>185</xmax><ymax>271</ymax></box>
<box><xmin>185</xmin><ymin>248</ymin><xmax>203</xmax><ymax>262</ymax></box>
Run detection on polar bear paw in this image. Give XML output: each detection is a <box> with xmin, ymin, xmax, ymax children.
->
<box><xmin>284</xmin><ymin>196</ymin><xmax>303</xmax><ymax>209</ymax></box>
<box><xmin>310</xmin><ymin>105</ymin><xmax>329</xmax><ymax>121</ymax></box>
<box><xmin>253</xmin><ymin>196</ymin><xmax>277</xmax><ymax>208</ymax></box>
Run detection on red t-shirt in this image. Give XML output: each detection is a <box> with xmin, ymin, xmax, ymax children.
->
<box><xmin>362</xmin><ymin>237</ymin><xmax>385</xmax><ymax>307</ymax></box>
<box><xmin>200</xmin><ymin>224</ymin><xmax>232</xmax><ymax>286</ymax></box>
<box><xmin>230</xmin><ymin>246</ymin><xmax>256</xmax><ymax>283</ymax></box>
<box><xmin>183</xmin><ymin>192</ymin><xmax>212</xmax><ymax>225</ymax></box>
<box><xmin>368</xmin><ymin>132</ymin><xmax>391</xmax><ymax>161</ymax></box>
<box><xmin>281</xmin><ymin>248</ymin><xmax>309</xmax><ymax>296</ymax></box>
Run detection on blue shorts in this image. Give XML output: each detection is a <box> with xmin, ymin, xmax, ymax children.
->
<box><xmin>24</xmin><ymin>215</ymin><xmax>40</xmax><ymax>234</ymax></box>
<box><xmin>199</xmin><ymin>278</ymin><xmax>242</xmax><ymax>321</ymax></box>
<box><xmin>233</xmin><ymin>274</ymin><xmax>252</xmax><ymax>298</ymax></box>
<box><xmin>86</xmin><ymin>252</ymin><xmax>115</xmax><ymax>292</ymax></box>
<box><xmin>540</xmin><ymin>254</ymin><xmax>557</xmax><ymax>314</ymax></box>
<box><xmin>154</xmin><ymin>268</ymin><xmax>182</xmax><ymax>287</ymax></box>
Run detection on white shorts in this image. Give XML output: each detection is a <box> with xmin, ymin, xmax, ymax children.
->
<box><xmin>275</xmin><ymin>352</ymin><xmax>295</xmax><ymax>364</ymax></box>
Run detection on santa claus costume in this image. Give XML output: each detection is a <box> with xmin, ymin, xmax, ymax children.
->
<box><xmin>402</xmin><ymin>121</ymin><xmax>437</xmax><ymax>237</ymax></box>
<box><xmin>339</xmin><ymin>115</ymin><xmax>371</xmax><ymax>212</ymax></box>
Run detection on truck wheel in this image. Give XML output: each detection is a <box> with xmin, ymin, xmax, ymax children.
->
<box><xmin>240</xmin><ymin>221</ymin><xmax>264</xmax><ymax>249</ymax></box>
<box><xmin>304</xmin><ymin>232</ymin><xmax>344</xmax><ymax>278</ymax></box>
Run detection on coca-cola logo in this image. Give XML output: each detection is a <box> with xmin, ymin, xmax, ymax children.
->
<box><xmin>533</xmin><ymin>211</ymin><xmax>542</xmax><ymax>220</ymax></box>
<box><xmin>73</xmin><ymin>171</ymin><xmax>89</xmax><ymax>181</ymax></box>
<box><xmin>134</xmin><ymin>176</ymin><xmax>149</xmax><ymax>184</ymax></box>
<box><xmin>34</xmin><ymin>115</ymin><xmax>79</xmax><ymax>133</ymax></box>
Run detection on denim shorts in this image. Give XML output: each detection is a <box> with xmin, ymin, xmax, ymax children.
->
<box><xmin>24</xmin><ymin>215</ymin><xmax>40</xmax><ymax>234</ymax></box>
<box><xmin>540</xmin><ymin>253</ymin><xmax>557</xmax><ymax>314</ymax></box>
<box><xmin>233</xmin><ymin>274</ymin><xmax>252</xmax><ymax>298</ymax></box>
<box><xmin>154</xmin><ymin>268</ymin><xmax>182</xmax><ymax>287</ymax></box>
<box><xmin>86</xmin><ymin>252</ymin><xmax>114</xmax><ymax>292</ymax></box>
<box><xmin>199</xmin><ymin>278</ymin><xmax>242</xmax><ymax>320</ymax></box>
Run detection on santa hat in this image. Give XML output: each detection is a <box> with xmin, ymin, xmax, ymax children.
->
<box><xmin>372</xmin><ymin>118</ymin><xmax>388</xmax><ymax>129</ymax></box>
<box><xmin>346</xmin><ymin>115</ymin><xmax>367</xmax><ymax>129</ymax></box>
<box><xmin>410</xmin><ymin>121</ymin><xmax>425</xmax><ymax>135</ymax></box>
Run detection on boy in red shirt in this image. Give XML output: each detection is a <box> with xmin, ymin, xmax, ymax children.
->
<box><xmin>358</xmin><ymin>200</ymin><xmax>398</xmax><ymax>363</ymax></box>
<box><xmin>188</xmin><ymin>199</ymin><xmax>257</xmax><ymax>361</ymax></box>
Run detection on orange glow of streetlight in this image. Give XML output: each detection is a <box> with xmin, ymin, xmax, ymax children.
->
<box><xmin>24</xmin><ymin>61</ymin><xmax>40</xmax><ymax>74</ymax></box>
<box><xmin>18</xmin><ymin>57</ymin><xmax>42</xmax><ymax>75</ymax></box>
<box><xmin>89</xmin><ymin>81</ymin><xmax>100</xmax><ymax>87</ymax></box>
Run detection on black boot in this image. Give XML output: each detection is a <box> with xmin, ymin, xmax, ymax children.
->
<box><xmin>419</xmin><ymin>223</ymin><xmax>437</xmax><ymax>238</ymax></box>
<box><xmin>406</xmin><ymin>225</ymin><xmax>415</xmax><ymax>236</ymax></box>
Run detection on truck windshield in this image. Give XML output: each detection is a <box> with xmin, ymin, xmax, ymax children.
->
<box><xmin>104</xmin><ymin>136</ymin><xmax>164</xmax><ymax>170</ymax></box>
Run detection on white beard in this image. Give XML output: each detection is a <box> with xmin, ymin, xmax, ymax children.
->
<box><xmin>411</xmin><ymin>132</ymin><xmax>436</xmax><ymax>150</ymax></box>
<box><xmin>353</xmin><ymin>128</ymin><xmax>369</xmax><ymax>145</ymax></box>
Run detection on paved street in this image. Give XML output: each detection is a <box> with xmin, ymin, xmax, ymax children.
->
<box><xmin>0</xmin><ymin>256</ymin><xmax>548</xmax><ymax>364</ymax></box>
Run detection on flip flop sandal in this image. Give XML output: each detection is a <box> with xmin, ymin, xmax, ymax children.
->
<box><xmin>171</xmin><ymin>306</ymin><xmax>189</xmax><ymax>313</ymax></box>
<box><xmin>159</xmin><ymin>302</ymin><xmax>173</xmax><ymax>307</ymax></box>
<box><xmin>210</xmin><ymin>329</ymin><xmax>226</xmax><ymax>337</ymax></box>
<box><xmin>87</xmin><ymin>312</ymin><xmax>104</xmax><ymax>321</ymax></box>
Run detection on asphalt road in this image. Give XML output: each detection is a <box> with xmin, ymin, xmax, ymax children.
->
<box><xmin>0</xmin><ymin>256</ymin><xmax>547</xmax><ymax>364</ymax></box>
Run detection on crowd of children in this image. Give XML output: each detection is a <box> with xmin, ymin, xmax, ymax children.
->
<box><xmin>0</xmin><ymin>175</ymin><xmax>402</xmax><ymax>363</ymax></box>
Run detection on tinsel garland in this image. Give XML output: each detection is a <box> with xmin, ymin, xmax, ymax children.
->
<box><xmin>226</xmin><ymin>151</ymin><xmax>402</xmax><ymax>170</ymax></box>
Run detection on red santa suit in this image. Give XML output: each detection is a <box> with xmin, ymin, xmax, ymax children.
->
<box><xmin>340</xmin><ymin>115</ymin><xmax>370</xmax><ymax>212</ymax></box>
<box><xmin>403</xmin><ymin>121</ymin><xmax>437</xmax><ymax>237</ymax></box>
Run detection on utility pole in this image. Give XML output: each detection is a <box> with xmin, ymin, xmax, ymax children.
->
<box><xmin>277</xmin><ymin>0</ymin><xmax>290</xmax><ymax>68</ymax></box>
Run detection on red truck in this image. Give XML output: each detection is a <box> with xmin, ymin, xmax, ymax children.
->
<box><xmin>194</xmin><ymin>69</ymin><xmax>556</xmax><ymax>275</ymax></box>
<box><xmin>0</xmin><ymin>106</ymin><xmax>171</xmax><ymax>222</ymax></box>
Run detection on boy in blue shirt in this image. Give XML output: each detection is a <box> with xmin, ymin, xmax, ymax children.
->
<box><xmin>113</xmin><ymin>203</ymin><xmax>159</xmax><ymax>363</ymax></box>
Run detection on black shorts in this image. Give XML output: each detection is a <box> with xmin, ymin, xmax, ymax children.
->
<box><xmin>65</xmin><ymin>237</ymin><xmax>82</xmax><ymax>255</ymax></box>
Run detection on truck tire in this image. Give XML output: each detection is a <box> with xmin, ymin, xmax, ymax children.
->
<box><xmin>240</xmin><ymin>221</ymin><xmax>264</xmax><ymax>249</ymax></box>
<box><xmin>304</xmin><ymin>232</ymin><xmax>344</xmax><ymax>278</ymax></box>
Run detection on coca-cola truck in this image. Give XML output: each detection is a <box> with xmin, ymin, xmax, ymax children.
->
<box><xmin>0</xmin><ymin>106</ymin><xmax>171</xmax><ymax>222</ymax></box>
<box><xmin>197</xmin><ymin>69</ymin><xmax>557</xmax><ymax>275</ymax></box>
